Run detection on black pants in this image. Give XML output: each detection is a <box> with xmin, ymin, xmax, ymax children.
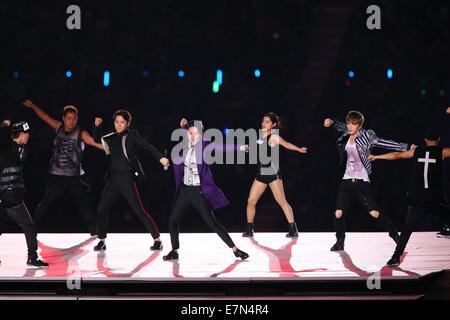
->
<box><xmin>0</xmin><ymin>188</ymin><xmax>38</xmax><ymax>256</ymax></box>
<box><xmin>33</xmin><ymin>175</ymin><xmax>97</xmax><ymax>234</ymax></box>
<box><xmin>96</xmin><ymin>171</ymin><xmax>160</xmax><ymax>239</ymax></box>
<box><xmin>334</xmin><ymin>179</ymin><xmax>398</xmax><ymax>241</ymax></box>
<box><xmin>394</xmin><ymin>204</ymin><xmax>450</xmax><ymax>257</ymax></box>
<box><xmin>169</xmin><ymin>184</ymin><xmax>235</xmax><ymax>250</ymax></box>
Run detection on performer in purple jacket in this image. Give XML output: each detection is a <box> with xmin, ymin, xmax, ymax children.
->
<box><xmin>163</xmin><ymin>118</ymin><xmax>249</xmax><ymax>261</ymax></box>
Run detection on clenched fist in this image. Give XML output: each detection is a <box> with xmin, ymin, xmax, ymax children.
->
<box><xmin>95</xmin><ymin>117</ymin><xmax>103</xmax><ymax>127</ymax></box>
<box><xmin>323</xmin><ymin>118</ymin><xmax>334</xmax><ymax>127</ymax></box>
<box><xmin>22</xmin><ymin>99</ymin><xmax>35</xmax><ymax>108</ymax></box>
<box><xmin>160</xmin><ymin>157</ymin><xmax>170</xmax><ymax>167</ymax></box>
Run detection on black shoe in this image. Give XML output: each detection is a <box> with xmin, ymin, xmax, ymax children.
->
<box><xmin>389</xmin><ymin>231</ymin><xmax>400</xmax><ymax>244</ymax></box>
<box><xmin>27</xmin><ymin>256</ymin><xmax>49</xmax><ymax>268</ymax></box>
<box><xmin>94</xmin><ymin>241</ymin><xmax>106</xmax><ymax>251</ymax></box>
<box><xmin>163</xmin><ymin>250</ymin><xmax>178</xmax><ymax>260</ymax></box>
<box><xmin>242</xmin><ymin>223</ymin><xmax>254</xmax><ymax>237</ymax></box>
<box><xmin>234</xmin><ymin>248</ymin><xmax>249</xmax><ymax>260</ymax></box>
<box><xmin>286</xmin><ymin>222</ymin><xmax>299</xmax><ymax>238</ymax></box>
<box><xmin>437</xmin><ymin>225</ymin><xmax>450</xmax><ymax>238</ymax></box>
<box><xmin>387</xmin><ymin>255</ymin><xmax>400</xmax><ymax>267</ymax></box>
<box><xmin>150</xmin><ymin>240</ymin><xmax>163</xmax><ymax>251</ymax></box>
<box><xmin>330</xmin><ymin>241</ymin><xmax>344</xmax><ymax>252</ymax></box>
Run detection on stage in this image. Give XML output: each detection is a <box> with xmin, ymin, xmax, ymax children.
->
<box><xmin>0</xmin><ymin>232</ymin><xmax>449</xmax><ymax>299</ymax></box>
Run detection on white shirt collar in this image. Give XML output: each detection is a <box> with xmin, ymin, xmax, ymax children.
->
<box><xmin>190</xmin><ymin>139</ymin><xmax>201</xmax><ymax>148</ymax></box>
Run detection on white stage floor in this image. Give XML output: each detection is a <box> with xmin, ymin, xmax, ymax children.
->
<box><xmin>0</xmin><ymin>232</ymin><xmax>449</xmax><ymax>281</ymax></box>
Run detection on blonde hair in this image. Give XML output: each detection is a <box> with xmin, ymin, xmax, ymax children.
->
<box><xmin>63</xmin><ymin>105</ymin><xmax>79</xmax><ymax>117</ymax></box>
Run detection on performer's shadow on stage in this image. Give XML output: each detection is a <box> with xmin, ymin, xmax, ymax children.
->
<box><xmin>209</xmin><ymin>259</ymin><xmax>248</xmax><ymax>278</ymax></box>
<box><xmin>166</xmin><ymin>256</ymin><xmax>248</xmax><ymax>278</ymax></box>
<box><xmin>95</xmin><ymin>251</ymin><xmax>161</xmax><ymax>278</ymax></box>
<box><xmin>167</xmin><ymin>260</ymin><xmax>183</xmax><ymax>278</ymax></box>
<box><xmin>24</xmin><ymin>236</ymin><xmax>162</xmax><ymax>278</ymax></box>
<box><xmin>336</xmin><ymin>250</ymin><xmax>419</xmax><ymax>277</ymax></box>
<box><xmin>248</xmin><ymin>237</ymin><xmax>327</xmax><ymax>277</ymax></box>
<box><xmin>24</xmin><ymin>236</ymin><xmax>97</xmax><ymax>277</ymax></box>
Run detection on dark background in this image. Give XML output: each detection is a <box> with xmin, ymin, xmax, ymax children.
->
<box><xmin>0</xmin><ymin>0</ymin><xmax>449</xmax><ymax>235</ymax></box>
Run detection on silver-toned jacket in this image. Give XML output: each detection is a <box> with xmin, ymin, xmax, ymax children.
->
<box><xmin>332</xmin><ymin>120</ymin><xmax>409</xmax><ymax>176</ymax></box>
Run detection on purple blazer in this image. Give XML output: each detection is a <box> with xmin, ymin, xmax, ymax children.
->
<box><xmin>172</xmin><ymin>139</ymin><xmax>239</xmax><ymax>210</ymax></box>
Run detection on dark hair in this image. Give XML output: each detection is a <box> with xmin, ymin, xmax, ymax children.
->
<box><xmin>63</xmin><ymin>105</ymin><xmax>79</xmax><ymax>117</ymax></box>
<box><xmin>187</xmin><ymin>120</ymin><xmax>204</xmax><ymax>133</ymax></box>
<box><xmin>345</xmin><ymin>110</ymin><xmax>364</xmax><ymax>126</ymax></box>
<box><xmin>424</xmin><ymin>128</ymin><xmax>439</xmax><ymax>141</ymax></box>
<box><xmin>11</xmin><ymin>132</ymin><xmax>20</xmax><ymax>139</ymax></box>
<box><xmin>263</xmin><ymin>112</ymin><xmax>283</xmax><ymax>129</ymax></box>
<box><xmin>113</xmin><ymin>109</ymin><xmax>132</xmax><ymax>124</ymax></box>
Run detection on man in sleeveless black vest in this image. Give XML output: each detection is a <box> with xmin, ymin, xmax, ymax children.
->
<box><xmin>369</xmin><ymin>129</ymin><xmax>450</xmax><ymax>266</ymax></box>
<box><xmin>0</xmin><ymin>120</ymin><xmax>48</xmax><ymax>267</ymax></box>
<box><xmin>22</xmin><ymin>100</ymin><xmax>104</xmax><ymax>235</ymax></box>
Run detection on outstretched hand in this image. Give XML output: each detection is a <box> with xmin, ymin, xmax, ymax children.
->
<box><xmin>160</xmin><ymin>157</ymin><xmax>170</xmax><ymax>167</ymax></box>
<box><xmin>323</xmin><ymin>118</ymin><xmax>334</xmax><ymax>127</ymax></box>
<box><xmin>240</xmin><ymin>144</ymin><xmax>249</xmax><ymax>152</ymax></box>
<box><xmin>298</xmin><ymin>147</ymin><xmax>307</xmax><ymax>153</ymax></box>
<box><xmin>368</xmin><ymin>154</ymin><xmax>377</xmax><ymax>161</ymax></box>
<box><xmin>2</xmin><ymin>120</ymin><xmax>11</xmax><ymax>127</ymax></box>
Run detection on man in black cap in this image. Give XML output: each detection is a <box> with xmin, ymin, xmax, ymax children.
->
<box><xmin>369</xmin><ymin>128</ymin><xmax>450</xmax><ymax>266</ymax></box>
<box><xmin>0</xmin><ymin>119</ymin><xmax>48</xmax><ymax>267</ymax></box>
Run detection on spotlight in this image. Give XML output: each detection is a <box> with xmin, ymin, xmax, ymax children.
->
<box><xmin>387</xmin><ymin>69</ymin><xmax>393</xmax><ymax>79</ymax></box>
<box><xmin>213</xmin><ymin>81</ymin><xmax>220</xmax><ymax>93</ymax></box>
<box><xmin>103</xmin><ymin>70</ymin><xmax>110</xmax><ymax>87</ymax></box>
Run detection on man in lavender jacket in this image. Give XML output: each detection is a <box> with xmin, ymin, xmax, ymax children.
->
<box><xmin>163</xmin><ymin>118</ymin><xmax>249</xmax><ymax>261</ymax></box>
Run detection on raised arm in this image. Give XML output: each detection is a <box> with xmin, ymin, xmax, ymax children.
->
<box><xmin>81</xmin><ymin>130</ymin><xmax>104</xmax><ymax>151</ymax></box>
<box><xmin>92</xmin><ymin>117</ymin><xmax>104</xmax><ymax>143</ymax></box>
<box><xmin>204</xmin><ymin>141</ymin><xmax>248</xmax><ymax>154</ymax></box>
<box><xmin>22</xmin><ymin>99</ymin><xmax>61</xmax><ymax>132</ymax></box>
<box><xmin>369</xmin><ymin>130</ymin><xmax>410</xmax><ymax>152</ymax></box>
<box><xmin>324</xmin><ymin>118</ymin><xmax>348</xmax><ymax>133</ymax></box>
<box><xmin>270</xmin><ymin>134</ymin><xmax>307</xmax><ymax>153</ymax></box>
<box><xmin>368</xmin><ymin>148</ymin><xmax>415</xmax><ymax>161</ymax></box>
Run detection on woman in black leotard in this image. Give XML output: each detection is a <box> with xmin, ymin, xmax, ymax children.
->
<box><xmin>243</xmin><ymin>113</ymin><xmax>307</xmax><ymax>238</ymax></box>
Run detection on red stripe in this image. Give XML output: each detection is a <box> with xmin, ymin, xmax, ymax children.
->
<box><xmin>133</xmin><ymin>183</ymin><xmax>160</xmax><ymax>234</ymax></box>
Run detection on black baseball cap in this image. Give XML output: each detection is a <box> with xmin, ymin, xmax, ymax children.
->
<box><xmin>424</xmin><ymin>128</ymin><xmax>439</xmax><ymax>141</ymax></box>
<box><xmin>11</xmin><ymin>121</ymin><xmax>31</xmax><ymax>134</ymax></box>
